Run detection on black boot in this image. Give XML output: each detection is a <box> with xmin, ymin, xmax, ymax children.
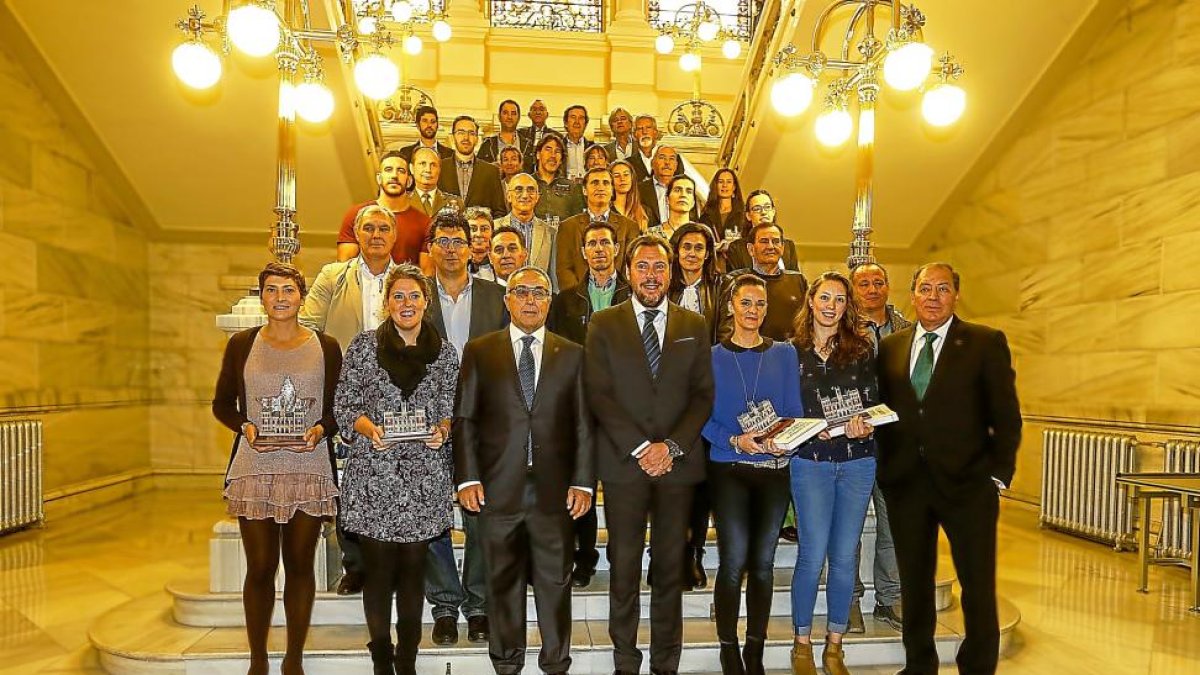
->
<box><xmin>719</xmin><ymin>641</ymin><xmax>746</xmax><ymax>675</ymax></box>
<box><xmin>367</xmin><ymin>639</ymin><xmax>395</xmax><ymax>675</ymax></box>
<box><xmin>688</xmin><ymin>546</ymin><xmax>708</xmax><ymax>590</ymax></box>
<box><xmin>394</xmin><ymin>624</ymin><xmax>417</xmax><ymax>675</ymax></box>
<box><xmin>742</xmin><ymin>635</ymin><xmax>765</xmax><ymax>675</ymax></box>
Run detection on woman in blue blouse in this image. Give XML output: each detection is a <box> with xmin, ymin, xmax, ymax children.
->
<box><xmin>788</xmin><ymin>271</ymin><xmax>878</xmax><ymax>675</ymax></box>
<box><xmin>702</xmin><ymin>274</ymin><xmax>803</xmax><ymax>675</ymax></box>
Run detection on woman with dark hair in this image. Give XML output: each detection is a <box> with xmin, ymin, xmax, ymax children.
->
<box><xmin>702</xmin><ymin>273</ymin><xmax>802</xmax><ymax>675</ymax></box>
<box><xmin>532</xmin><ymin>133</ymin><xmax>583</xmax><ymax>221</ymax></box>
<box><xmin>650</xmin><ymin>174</ymin><xmax>699</xmax><ymax>241</ymax></box>
<box><xmin>334</xmin><ymin>263</ymin><xmax>459</xmax><ymax>675</ymax></box>
<box><xmin>610</xmin><ymin>158</ymin><xmax>649</xmax><ymax>232</ymax></box>
<box><xmin>700</xmin><ymin>168</ymin><xmax>746</xmax><ymax>241</ymax></box>
<box><xmin>213</xmin><ymin>262</ymin><xmax>343</xmax><ymax>675</ymax></box>
<box><xmin>585</xmin><ymin>143</ymin><xmax>610</xmax><ymax>172</ymax></box>
<box><xmin>788</xmin><ymin>271</ymin><xmax>878</xmax><ymax>675</ymax></box>
<box><xmin>724</xmin><ymin>189</ymin><xmax>800</xmax><ymax>272</ymax></box>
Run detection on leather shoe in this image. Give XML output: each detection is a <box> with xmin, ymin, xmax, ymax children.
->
<box><xmin>687</xmin><ymin>546</ymin><xmax>707</xmax><ymax>590</ymax></box>
<box><xmin>335</xmin><ymin>570</ymin><xmax>364</xmax><ymax>596</ymax></box>
<box><xmin>430</xmin><ymin>616</ymin><xmax>458</xmax><ymax>645</ymax></box>
<box><xmin>847</xmin><ymin>601</ymin><xmax>866</xmax><ymax>634</ymax></box>
<box><xmin>571</xmin><ymin>558</ymin><xmax>596</xmax><ymax>588</ymax></box>
<box><xmin>779</xmin><ymin>525</ymin><xmax>798</xmax><ymax>542</ymax></box>
<box><xmin>467</xmin><ymin>615</ymin><xmax>489</xmax><ymax>643</ymax></box>
<box><xmin>874</xmin><ymin>602</ymin><xmax>903</xmax><ymax>632</ymax></box>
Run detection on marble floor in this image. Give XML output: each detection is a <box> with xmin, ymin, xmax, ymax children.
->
<box><xmin>0</xmin><ymin>489</ymin><xmax>1197</xmax><ymax>674</ymax></box>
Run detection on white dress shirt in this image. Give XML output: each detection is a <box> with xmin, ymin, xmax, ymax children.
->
<box><xmin>630</xmin><ymin>296</ymin><xmax>669</xmax><ymax>457</ymax></box>
<box><xmin>436</xmin><ymin>274</ymin><xmax>474</xmax><ymax>360</ymax></box>
<box><xmin>653</xmin><ymin>179</ymin><xmax>669</xmax><ymax>222</ymax></box>
<box><xmin>358</xmin><ymin>257</ymin><xmax>395</xmax><ymax>330</ymax></box>
<box><xmin>908</xmin><ymin>315</ymin><xmax>953</xmax><ymax>376</ymax></box>
<box><xmin>565</xmin><ymin>136</ymin><xmax>587</xmax><ymax>179</ymax></box>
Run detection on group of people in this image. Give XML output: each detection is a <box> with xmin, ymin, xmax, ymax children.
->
<box><xmin>212</xmin><ymin>99</ymin><xmax>1023</xmax><ymax>675</ymax></box>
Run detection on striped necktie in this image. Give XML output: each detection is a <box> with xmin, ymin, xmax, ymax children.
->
<box><xmin>641</xmin><ymin>309</ymin><xmax>662</xmax><ymax>377</ymax></box>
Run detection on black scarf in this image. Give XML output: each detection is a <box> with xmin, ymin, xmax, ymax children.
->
<box><xmin>375</xmin><ymin>319</ymin><xmax>442</xmax><ymax>397</ymax></box>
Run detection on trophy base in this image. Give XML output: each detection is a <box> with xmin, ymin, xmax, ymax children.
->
<box><xmin>381</xmin><ymin>432</ymin><xmax>434</xmax><ymax>445</ymax></box>
<box><xmin>253</xmin><ymin>436</ymin><xmax>307</xmax><ymax>450</ymax></box>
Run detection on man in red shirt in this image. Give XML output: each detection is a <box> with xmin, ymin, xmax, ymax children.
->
<box><xmin>335</xmin><ymin>150</ymin><xmax>431</xmax><ymax>265</ymax></box>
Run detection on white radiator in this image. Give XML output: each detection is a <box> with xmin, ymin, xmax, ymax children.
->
<box><xmin>1160</xmin><ymin>440</ymin><xmax>1200</xmax><ymax>560</ymax></box>
<box><xmin>1040</xmin><ymin>428</ymin><xmax>1137</xmax><ymax>549</ymax></box>
<box><xmin>0</xmin><ymin>420</ymin><xmax>43</xmax><ymax>535</ymax></box>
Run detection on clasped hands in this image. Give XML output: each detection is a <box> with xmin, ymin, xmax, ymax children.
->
<box><xmin>458</xmin><ymin>484</ymin><xmax>592</xmax><ymax>520</ymax></box>
<box><xmin>354</xmin><ymin>415</ymin><xmax>449</xmax><ymax>451</ymax></box>
<box><xmin>243</xmin><ymin>422</ymin><xmax>323</xmax><ymax>452</ymax></box>
<box><xmin>637</xmin><ymin>442</ymin><xmax>675</xmax><ymax>477</ymax></box>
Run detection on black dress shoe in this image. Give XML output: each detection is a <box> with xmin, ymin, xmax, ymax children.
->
<box><xmin>430</xmin><ymin>616</ymin><xmax>458</xmax><ymax>645</ymax></box>
<box><xmin>335</xmin><ymin>570</ymin><xmax>364</xmax><ymax>596</ymax></box>
<box><xmin>779</xmin><ymin>525</ymin><xmax>798</xmax><ymax>542</ymax></box>
<box><xmin>571</xmin><ymin>563</ymin><xmax>595</xmax><ymax>588</ymax></box>
<box><xmin>687</xmin><ymin>546</ymin><xmax>707</xmax><ymax>590</ymax></box>
<box><xmin>467</xmin><ymin>615</ymin><xmax>489</xmax><ymax>643</ymax></box>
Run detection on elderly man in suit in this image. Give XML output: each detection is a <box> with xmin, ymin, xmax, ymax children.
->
<box><xmin>494</xmin><ymin>173</ymin><xmax>559</xmax><ymax>290</ymax></box>
<box><xmin>455</xmin><ymin>265</ymin><xmax>594</xmax><ymax>675</ymax></box>
<box><xmin>299</xmin><ymin>204</ymin><xmax>398</xmax><ymax>596</ymax></box>
<box><xmin>411</xmin><ymin>146</ymin><xmax>463</xmax><ymax>218</ymax></box>
<box><xmin>556</xmin><ymin>167</ymin><xmax>639</xmax><ymax>291</ymax></box>
<box><xmin>876</xmin><ymin>262</ymin><xmax>1021</xmax><ymax>675</ymax></box>
<box><xmin>439</xmin><ymin>115</ymin><xmax>507</xmax><ymax>218</ymax></box>
<box><xmin>585</xmin><ymin>235</ymin><xmax>715</xmax><ymax>675</ymax></box>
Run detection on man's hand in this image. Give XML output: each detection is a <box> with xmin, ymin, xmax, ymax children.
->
<box><xmin>566</xmin><ymin>488</ymin><xmax>592</xmax><ymax>519</ymax></box>
<box><xmin>458</xmin><ymin>484</ymin><xmax>486</xmax><ymax>512</ymax></box>
<box><xmin>637</xmin><ymin>442</ymin><xmax>674</xmax><ymax>477</ymax></box>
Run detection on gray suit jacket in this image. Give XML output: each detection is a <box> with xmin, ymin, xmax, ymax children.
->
<box><xmin>299</xmin><ymin>258</ymin><xmax>369</xmax><ymax>353</ymax></box>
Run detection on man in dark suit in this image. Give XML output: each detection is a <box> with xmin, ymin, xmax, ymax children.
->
<box><xmin>638</xmin><ymin>145</ymin><xmax>682</xmax><ymax>229</ymax></box>
<box><xmin>455</xmin><ymin>265</ymin><xmax>594</xmax><ymax>675</ymax></box>
<box><xmin>876</xmin><ymin>262</ymin><xmax>1021</xmax><ymax>675</ymax></box>
<box><xmin>585</xmin><ymin>235</ymin><xmax>715</xmax><ymax>675</ymax></box>
<box><xmin>423</xmin><ymin>211</ymin><xmax>508</xmax><ymax>646</ymax></box>
<box><xmin>396</xmin><ymin>104</ymin><xmax>454</xmax><ymax>165</ymax></box>
<box><xmin>411</xmin><ymin>146</ymin><xmax>463</xmax><ymax>218</ymax></box>
<box><xmin>440</xmin><ymin>115</ymin><xmax>508</xmax><ymax>218</ymax></box>
<box><xmin>556</xmin><ymin>167</ymin><xmax>640</xmax><ymax>290</ymax></box>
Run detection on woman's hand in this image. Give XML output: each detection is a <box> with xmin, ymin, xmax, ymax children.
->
<box><xmin>845</xmin><ymin>414</ymin><xmax>873</xmax><ymax>440</ymax></box>
<box><xmin>354</xmin><ymin>416</ymin><xmax>387</xmax><ymax>450</ymax></box>
<box><xmin>298</xmin><ymin>424</ymin><xmax>324</xmax><ymax>452</ymax></box>
<box><xmin>734</xmin><ymin>433</ymin><xmax>765</xmax><ymax>454</ymax></box>
<box><xmin>425</xmin><ymin>421</ymin><xmax>451</xmax><ymax>449</ymax></box>
<box><xmin>763</xmin><ymin>438</ymin><xmax>787</xmax><ymax>456</ymax></box>
<box><xmin>242</xmin><ymin>422</ymin><xmax>264</xmax><ymax>451</ymax></box>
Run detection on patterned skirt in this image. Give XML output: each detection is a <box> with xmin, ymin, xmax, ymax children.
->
<box><xmin>224</xmin><ymin>473</ymin><xmax>338</xmax><ymax>523</ymax></box>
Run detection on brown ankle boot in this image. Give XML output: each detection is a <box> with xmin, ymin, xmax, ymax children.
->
<box><xmin>791</xmin><ymin>640</ymin><xmax>817</xmax><ymax>675</ymax></box>
<box><xmin>821</xmin><ymin>639</ymin><xmax>850</xmax><ymax>675</ymax></box>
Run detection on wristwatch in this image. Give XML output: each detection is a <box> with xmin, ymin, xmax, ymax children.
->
<box><xmin>730</xmin><ymin>435</ymin><xmax>741</xmax><ymax>452</ymax></box>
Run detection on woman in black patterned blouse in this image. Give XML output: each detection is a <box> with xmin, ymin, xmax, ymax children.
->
<box><xmin>333</xmin><ymin>263</ymin><xmax>458</xmax><ymax>675</ymax></box>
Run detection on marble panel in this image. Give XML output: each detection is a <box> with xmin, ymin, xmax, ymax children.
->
<box><xmin>1085</xmin><ymin>129</ymin><xmax>1168</xmax><ymax>205</ymax></box>
<box><xmin>1086</xmin><ymin>0</ymin><xmax>1175</xmax><ymax>99</ymax></box>
<box><xmin>0</xmin><ymin>336</ymin><xmax>39</xmax><ymax>395</ymax></box>
<box><xmin>1071</xmin><ymin>350</ymin><xmax>1157</xmax><ymax>405</ymax></box>
<box><xmin>1043</xmin><ymin>301</ymin><xmax>1122</xmax><ymax>354</ymax></box>
<box><xmin>1177</xmin><ymin>0</ymin><xmax>1200</xmax><ymax>65</ymax></box>
<box><xmin>30</xmin><ymin>148</ymin><xmax>89</xmax><ymax>211</ymax></box>
<box><xmin>994</xmin><ymin>125</ymin><xmax>1056</xmax><ymax>190</ymax></box>
<box><xmin>1120</xmin><ymin>170</ymin><xmax>1200</xmax><ymax>245</ymax></box>
<box><xmin>0</xmin><ymin>122</ymin><xmax>33</xmax><ymax>189</ymax></box>
<box><xmin>1047</xmin><ymin>198</ymin><xmax>1121</xmax><ymax>261</ymax></box>
<box><xmin>60</xmin><ymin>296</ymin><xmax>117</xmax><ymax>345</ymax></box>
<box><xmin>1052</xmin><ymin>91</ymin><xmax>1124</xmax><ymax>164</ymax></box>
<box><xmin>1018</xmin><ymin>259</ymin><xmax>1083</xmax><ymax>312</ymax></box>
<box><xmin>1078</xmin><ymin>242</ymin><xmax>1162</xmax><ymax>302</ymax></box>
<box><xmin>1162</xmin><ymin>231</ymin><xmax>1200</xmax><ymax>292</ymax></box>
<box><xmin>1166</xmin><ymin>112</ymin><xmax>1200</xmax><ymax>178</ymax></box>
<box><xmin>1012</xmin><ymin>353</ymin><xmax>1080</xmax><ymax>405</ymax></box>
<box><xmin>1</xmin><ymin>291</ymin><xmax>63</xmax><ymax>341</ymax></box>
<box><xmin>0</xmin><ymin>72</ymin><xmax>69</xmax><ymax>148</ymax></box>
<box><xmin>87</xmin><ymin>175</ymin><xmax>130</xmax><ymax>225</ymax></box>
<box><xmin>954</xmin><ymin>268</ymin><xmax>1023</xmax><ymax>317</ymax></box>
<box><xmin>1126</xmin><ymin>63</ymin><xmax>1200</xmax><ymax>137</ymax></box>
<box><xmin>1156</xmin><ymin>348</ymin><xmax>1200</xmax><ymax>409</ymax></box>
<box><xmin>0</xmin><ymin>231</ymin><xmax>37</xmax><ymax>292</ymax></box>
<box><xmin>972</xmin><ymin>310</ymin><xmax>1046</xmax><ymax>357</ymax></box>
<box><xmin>970</xmin><ymin>189</ymin><xmax>1024</xmax><ymax>237</ymax></box>
<box><xmin>1039</xmin><ymin>61</ymin><xmax>1095</xmax><ymax>122</ymax></box>
<box><xmin>0</xmin><ymin>184</ymin><xmax>67</xmax><ymax>247</ymax></box>
<box><xmin>1114</xmin><ymin>290</ymin><xmax>1200</xmax><ymax>349</ymax></box>
<box><xmin>39</xmin><ymin>407</ymin><xmax>150</xmax><ymax>492</ymax></box>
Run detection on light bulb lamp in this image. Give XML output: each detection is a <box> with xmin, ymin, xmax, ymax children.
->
<box><xmin>769</xmin><ymin>1</ymin><xmax>965</xmax><ymax>268</ymax></box>
<box><xmin>170</xmin><ymin>1</ymin><xmax>453</xmax><ymax>267</ymax></box>
<box><xmin>654</xmin><ymin>2</ymin><xmax>747</xmax><ymax>138</ymax></box>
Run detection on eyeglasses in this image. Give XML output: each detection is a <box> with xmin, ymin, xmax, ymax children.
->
<box><xmin>433</xmin><ymin>237</ymin><xmax>468</xmax><ymax>250</ymax></box>
<box><xmin>509</xmin><ymin>286</ymin><xmax>550</xmax><ymax>301</ymax></box>
<box><xmin>510</xmin><ymin>185</ymin><xmax>540</xmax><ymax>195</ymax></box>
<box><xmin>748</xmin><ymin>204</ymin><xmax>776</xmax><ymax>215</ymax></box>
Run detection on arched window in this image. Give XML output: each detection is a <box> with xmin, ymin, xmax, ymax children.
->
<box><xmin>489</xmin><ymin>0</ymin><xmax>605</xmax><ymax>33</ymax></box>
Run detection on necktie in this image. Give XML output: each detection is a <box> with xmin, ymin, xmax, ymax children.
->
<box><xmin>641</xmin><ymin>309</ymin><xmax>662</xmax><ymax>377</ymax></box>
<box><xmin>422</xmin><ymin>193</ymin><xmax>432</xmax><ymax>213</ymax></box>
<box><xmin>518</xmin><ymin>335</ymin><xmax>536</xmax><ymax>465</ymax></box>
<box><xmin>910</xmin><ymin>332</ymin><xmax>938</xmax><ymax>400</ymax></box>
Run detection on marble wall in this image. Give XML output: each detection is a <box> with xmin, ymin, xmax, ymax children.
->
<box><xmin>0</xmin><ymin>43</ymin><xmax>152</xmax><ymax>493</ymax></box>
<box><xmin>926</xmin><ymin>0</ymin><xmax>1200</xmax><ymax>500</ymax></box>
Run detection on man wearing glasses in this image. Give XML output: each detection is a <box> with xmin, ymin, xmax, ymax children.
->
<box><xmin>723</xmin><ymin>189</ymin><xmax>800</xmax><ymax>272</ymax></box>
<box><xmin>439</xmin><ymin>115</ymin><xmax>507</xmax><ymax>218</ymax></box>
<box><xmin>495</xmin><ymin>173</ymin><xmax>559</xmax><ymax>290</ymax></box>
<box><xmin>421</xmin><ymin>210</ymin><xmax>508</xmax><ymax>646</ymax></box>
<box><xmin>455</xmin><ymin>266</ymin><xmax>593</xmax><ymax>675</ymax></box>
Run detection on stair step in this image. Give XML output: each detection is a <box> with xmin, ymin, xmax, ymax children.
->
<box><xmin>168</xmin><ymin>570</ymin><xmax>954</xmax><ymax>627</ymax></box>
<box><xmin>91</xmin><ymin>591</ymin><xmax>1020</xmax><ymax>674</ymax></box>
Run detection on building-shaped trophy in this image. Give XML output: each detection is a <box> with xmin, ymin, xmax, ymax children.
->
<box><xmin>254</xmin><ymin>376</ymin><xmax>315</xmax><ymax>449</ymax></box>
<box><xmin>381</xmin><ymin>401</ymin><xmax>433</xmax><ymax>444</ymax></box>
<box><xmin>819</xmin><ymin>386</ymin><xmax>866</xmax><ymax>427</ymax></box>
<box><xmin>737</xmin><ymin>400</ymin><xmax>827</xmax><ymax>452</ymax></box>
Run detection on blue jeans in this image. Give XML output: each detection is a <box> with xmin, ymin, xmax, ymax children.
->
<box><xmin>789</xmin><ymin>456</ymin><xmax>876</xmax><ymax>635</ymax></box>
<box><xmin>424</xmin><ymin>511</ymin><xmax>487</xmax><ymax>619</ymax></box>
<box><xmin>852</xmin><ymin>482</ymin><xmax>901</xmax><ymax>607</ymax></box>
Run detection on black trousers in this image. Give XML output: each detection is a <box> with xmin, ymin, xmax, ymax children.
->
<box><xmin>478</xmin><ymin>476</ymin><xmax>573</xmax><ymax>675</ymax></box>
<box><xmin>882</xmin><ymin>474</ymin><xmax>1000</xmax><ymax>675</ymax></box>
<box><xmin>572</xmin><ymin>497</ymin><xmax>599</xmax><ymax>569</ymax></box>
<box><xmin>604</xmin><ymin>479</ymin><xmax>695</xmax><ymax>673</ymax></box>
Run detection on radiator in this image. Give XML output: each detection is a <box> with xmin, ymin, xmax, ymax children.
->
<box><xmin>1040</xmin><ymin>428</ymin><xmax>1137</xmax><ymax>549</ymax></box>
<box><xmin>0</xmin><ymin>420</ymin><xmax>43</xmax><ymax>535</ymax></box>
<box><xmin>1160</xmin><ymin>440</ymin><xmax>1200</xmax><ymax>560</ymax></box>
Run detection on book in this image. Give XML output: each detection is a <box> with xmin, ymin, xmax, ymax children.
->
<box><xmin>753</xmin><ymin>417</ymin><xmax>829</xmax><ymax>451</ymax></box>
<box><xmin>825</xmin><ymin>404</ymin><xmax>899</xmax><ymax>438</ymax></box>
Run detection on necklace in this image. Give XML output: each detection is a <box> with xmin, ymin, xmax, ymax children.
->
<box><xmin>731</xmin><ymin>342</ymin><xmax>766</xmax><ymax>407</ymax></box>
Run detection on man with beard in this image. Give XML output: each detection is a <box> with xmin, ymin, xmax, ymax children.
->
<box><xmin>555</xmin><ymin>167</ymin><xmax>640</xmax><ymax>290</ymax></box>
<box><xmin>603</xmin><ymin>107</ymin><xmax>635</xmax><ymax>162</ymax></box>
<box><xmin>334</xmin><ymin>151</ymin><xmax>430</xmax><ymax>263</ymax></box>
<box><xmin>638</xmin><ymin>145</ymin><xmax>684</xmax><ymax>229</ymax></box>
<box><xmin>585</xmin><ymin>236</ymin><xmax>714</xmax><ymax>675</ymax></box>
<box><xmin>531</xmin><ymin>133</ymin><xmax>584</xmax><ymax>222</ymax></box>
<box><xmin>478</xmin><ymin>99</ymin><xmax>526</xmax><ymax>166</ymax></box>
<box><xmin>477</xmin><ymin>226</ymin><xmax>530</xmax><ymax>287</ymax></box>
<box><xmin>398</xmin><ymin>105</ymin><xmax>454</xmax><ymax>164</ymax></box>
<box><xmin>561</xmin><ymin>104</ymin><xmax>594</xmax><ymax>181</ymax></box>
<box><xmin>718</xmin><ymin>221</ymin><xmax>808</xmax><ymax>341</ymax></box>
<box><xmin>439</xmin><ymin>116</ymin><xmax>508</xmax><ymax>218</ymax></box>
<box><xmin>630</xmin><ymin>115</ymin><xmax>686</xmax><ymax>183</ymax></box>
<box><xmin>548</xmin><ymin>220</ymin><xmax>631</xmax><ymax>587</ymax></box>
<box><xmin>497</xmin><ymin>146</ymin><xmax>524</xmax><ymax>201</ymax></box>
<box><xmin>494</xmin><ymin>173</ymin><xmax>559</xmax><ymax>290</ymax></box>
<box><xmin>411</xmin><ymin>146</ymin><xmax>463</xmax><ymax>218</ymax></box>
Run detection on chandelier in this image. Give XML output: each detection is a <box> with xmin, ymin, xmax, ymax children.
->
<box><xmin>767</xmin><ymin>0</ymin><xmax>965</xmax><ymax>267</ymax></box>
<box><xmin>654</xmin><ymin>2</ymin><xmax>745</xmax><ymax>73</ymax></box>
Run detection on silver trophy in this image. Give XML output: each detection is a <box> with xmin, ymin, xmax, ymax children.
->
<box><xmin>381</xmin><ymin>401</ymin><xmax>434</xmax><ymax>444</ymax></box>
<box><xmin>255</xmin><ymin>376</ymin><xmax>315</xmax><ymax>449</ymax></box>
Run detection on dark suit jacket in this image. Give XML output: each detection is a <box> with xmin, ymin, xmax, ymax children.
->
<box><xmin>453</xmin><ymin>329</ymin><xmax>594</xmax><ymax>515</ymax></box>
<box><xmin>638</xmin><ymin>178</ymin><xmax>665</xmax><ymax>228</ymax></box>
<box><xmin>438</xmin><ymin>157</ymin><xmax>508</xmax><ymax>218</ymax></box>
<box><xmin>425</xmin><ymin>276</ymin><xmax>509</xmax><ymax>341</ymax></box>
<box><xmin>725</xmin><ymin>236</ymin><xmax>800</xmax><ymax>272</ymax></box>
<box><xmin>555</xmin><ymin>212</ymin><xmax>641</xmax><ymax>291</ymax></box>
<box><xmin>547</xmin><ymin>276</ymin><xmax>631</xmax><ymax>346</ymax></box>
<box><xmin>668</xmin><ymin>276</ymin><xmax>725</xmax><ymax>345</ymax></box>
<box><xmin>876</xmin><ymin>316</ymin><xmax>1022</xmax><ymax>497</ymax></box>
<box><xmin>398</xmin><ymin>141</ymin><xmax>454</xmax><ymax>165</ymax></box>
<box><xmin>584</xmin><ymin>300</ymin><xmax>714</xmax><ymax>485</ymax></box>
<box><xmin>476</xmin><ymin>134</ymin><xmax>532</xmax><ymax>167</ymax></box>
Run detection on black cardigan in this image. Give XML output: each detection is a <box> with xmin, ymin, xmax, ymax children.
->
<box><xmin>212</xmin><ymin>326</ymin><xmax>343</xmax><ymax>484</ymax></box>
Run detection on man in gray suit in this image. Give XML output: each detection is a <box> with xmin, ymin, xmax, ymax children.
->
<box><xmin>423</xmin><ymin>210</ymin><xmax>509</xmax><ymax>646</ymax></box>
<box><xmin>494</xmin><ymin>173</ymin><xmax>559</xmax><ymax>290</ymax></box>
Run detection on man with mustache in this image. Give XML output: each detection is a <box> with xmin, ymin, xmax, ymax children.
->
<box><xmin>397</xmin><ymin>104</ymin><xmax>454</xmax><ymax>165</ymax></box>
<box><xmin>333</xmin><ymin>151</ymin><xmax>430</xmax><ymax>264</ymax></box>
<box><xmin>494</xmin><ymin>173</ymin><xmax>559</xmax><ymax>290</ymax></box>
<box><xmin>555</xmin><ymin>167</ymin><xmax>640</xmax><ymax>290</ymax></box>
<box><xmin>531</xmin><ymin>133</ymin><xmax>584</xmax><ymax>222</ymax></box>
<box><xmin>718</xmin><ymin>221</ymin><xmax>808</xmax><ymax>341</ymax></box>
<box><xmin>585</xmin><ymin>235</ymin><xmax>714</xmax><ymax>675</ymax></box>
